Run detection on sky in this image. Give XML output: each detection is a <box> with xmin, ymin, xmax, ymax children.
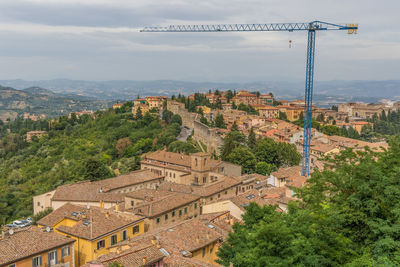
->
<box><xmin>0</xmin><ymin>0</ymin><xmax>399</xmax><ymax>82</ymax></box>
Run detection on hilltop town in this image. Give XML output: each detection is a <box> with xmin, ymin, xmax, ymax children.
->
<box><xmin>1</xmin><ymin>89</ymin><xmax>399</xmax><ymax>267</ymax></box>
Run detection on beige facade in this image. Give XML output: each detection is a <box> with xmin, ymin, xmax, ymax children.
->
<box><xmin>33</xmin><ymin>190</ymin><xmax>56</xmax><ymax>214</ymax></box>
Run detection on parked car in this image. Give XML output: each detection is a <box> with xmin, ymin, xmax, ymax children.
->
<box><xmin>20</xmin><ymin>219</ymin><xmax>31</xmax><ymax>227</ymax></box>
<box><xmin>12</xmin><ymin>220</ymin><xmax>25</xmax><ymax>228</ymax></box>
<box><xmin>26</xmin><ymin>217</ymin><xmax>33</xmax><ymax>223</ymax></box>
<box><xmin>6</xmin><ymin>224</ymin><xmax>18</xmax><ymax>228</ymax></box>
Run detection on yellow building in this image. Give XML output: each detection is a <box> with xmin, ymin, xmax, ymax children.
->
<box><xmin>0</xmin><ymin>226</ymin><xmax>75</xmax><ymax>267</ymax></box>
<box><xmin>38</xmin><ymin>203</ymin><xmax>145</xmax><ymax>266</ymax></box>
<box><xmin>133</xmin><ymin>103</ymin><xmax>150</xmax><ymax>117</ymax></box>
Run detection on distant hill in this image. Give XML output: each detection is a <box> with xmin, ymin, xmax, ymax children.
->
<box><xmin>0</xmin><ymin>85</ymin><xmax>111</xmax><ymax>121</ymax></box>
<box><xmin>0</xmin><ymin>79</ymin><xmax>399</xmax><ymax>104</ymax></box>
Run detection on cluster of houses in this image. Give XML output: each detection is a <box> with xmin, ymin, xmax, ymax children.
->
<box><xmin>1</xmin><ymin>150</ymin><xmax>311</xmax><ymax>267</ymax></box>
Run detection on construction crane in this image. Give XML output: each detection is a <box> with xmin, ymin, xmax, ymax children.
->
<box><xmin>141</xmin><ymin>21</ymin><xmax>358</xmax><ymax>176</ymax></box>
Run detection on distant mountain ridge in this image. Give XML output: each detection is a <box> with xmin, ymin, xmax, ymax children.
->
<box><xmin>0</xmin><ymin>85</ymin><xmax>111</xmax><ymax>121</ymax></box>
<box><xmin>0</xmin><ymin>79</ymin><xmax>399</xmax><ymax>103</ymax></box>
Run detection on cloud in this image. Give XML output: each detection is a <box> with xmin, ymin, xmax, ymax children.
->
<box><xmin>0</xmin><ymin>0</ymin><xmax>399</xmax><ymax>81</ymax></box>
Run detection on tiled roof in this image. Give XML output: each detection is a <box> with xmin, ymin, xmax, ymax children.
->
<box><xmin>96</xmin><ymin>170</ymin><xmax>163</xmax><ymax>192</ymax></box>
<box><xmin>157</xmin><ymin>182</ymin><xmax>194</xmax><ymax>194</ymax></box>
<box><xmin>191</xmin><ymin>177</ymin><xmax>241</xmax><ymax>197</ymax></box>
<box><xmin>38</xmin><ymin>203</ymin><xmax>144</xmax><ymax>240</ymax></box>
<box><xmin>310</xmin><ymin>143</ymin><xmax>338</xmax><ymax>153</ymax></box>
<box><xmin>88</xmin><ymin>242</ymin><xmax>165</xmax><ymax>267</ymax></box>
<box><xmin>51</xmin><ymin>181</ymin><xmax>125</xmax><ymax>203</ymax></box>
<box><xmin>230</xmin><ymin>190</ymin><xmax>267</xmax><ymax>211</ymax></box>
<box><xmin>125</xmin><ymin>188</ymin><xmax>172</xmax><ymax>201</ymax></box>
<box><xmin>133</xmin><ymin>192</ymin><xmax>199</xmax><ymax>218</ymax></box>
<box><xmin>0</xmin><ymin>226</ymin><xmax>74</xmax><ymax>266</ymax></box>
<box><xmin>270</xmin><ymin>166</ymin><xmax>302</xmax><ymax>179</ymax></box>
<box><xmin>51</xmin><ymin>170</ymin><xmax>162</xmax><ymax>202</ymax></box>
<box><xmin>144</xmin><ymin>150</ymin><xmax>191</xmax><ymax>167</ymax></box>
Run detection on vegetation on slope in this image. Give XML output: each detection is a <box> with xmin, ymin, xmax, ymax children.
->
<box><xmin>0</xmin><ymin>108</ymin><xmax>183</xmax><ymax>225</ymax></box>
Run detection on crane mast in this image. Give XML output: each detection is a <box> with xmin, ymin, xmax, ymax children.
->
<box><xmin>141</xmin><ymin>21</ymin><xmax>358</xmax><ymax>176</ymax></box>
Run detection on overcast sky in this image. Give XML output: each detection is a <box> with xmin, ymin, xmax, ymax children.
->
<box><xmin>0</xmin><ymin>0</ymin><xmax>399</xmax><ymax>82</ymax></box>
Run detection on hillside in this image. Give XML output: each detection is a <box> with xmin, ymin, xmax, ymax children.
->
<box><xmin>0</xmin><ymin>85</ymin><xmax>111</xmax><ymax>121</ymax></box>
<box><xmin>0</xmin><ymin>108</ymin><xmax>183</xmax><ymax>225</ymax></box>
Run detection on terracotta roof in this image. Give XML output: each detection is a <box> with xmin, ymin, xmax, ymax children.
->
<box><xmin>310</xmin><ymin>143</ymin><xmax>338</xmax><ymax>154</ymax></box>
<box><xmin>286</xmin><ymin>175</ymin><xmax>308</xmax><ymax>188</ymax></box>
<box><xmin>38</xmin><ymin>203</ymin><xmax>144</xmax><ymax>240</ymax></box>
<box><xmin>191</xmin><ymin>177</ymin><xmax>241</xmax><ymax>197</ymax></box>
<box><xmin>133</xmin><ymin>192</ymin><xmax>199</xmax><ymax>218</ymax></box>
<box><xmin>144</xmin><ymin>151</ymin><xmax>191</xmax><ymax>167</ymax></box>
<box><xmin>125</xmin><ymin>188</ymin><xmax>172</xmax><ymax>201</ymax></box>
<box><xmin>51</xmin><ymin>181</ymin><xmax>125</xmax><ymax>203</ymax></box>
<box><xmin>87</xmin><ymin>242</ymin><xmax>165</xmax><ymax>267</ymax></box>
<box><xmin>96</xmin><ymin>170</ymin><xmax>163</xmax><ymax>192</ymax></box>
<box><xmin>157</xmin><ymin>182</ymin><xmax>194</xmax><ymax>194</ymax></box>
<box><xmin>51</xmin><ymin>170</ymin><xmax>163</xmax><ymax>202</ymax></box>
<box><xmin>0</xmin><ymin>226</ymin><xmax>74</xmax><ymax>266</ymax></box>
<box><xmin>230</xmin><ymin>190</ymin><xmax>267</xmax><ymax>211</ymax></box>
<box><xmin>270</xmin><ymin>166</ymin><xmax>302</xmax><ymax>179</ymax></box>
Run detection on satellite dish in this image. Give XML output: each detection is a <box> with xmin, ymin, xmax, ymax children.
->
<box><xmin>46</xmin><ymin>226</ymin><xmax>51</xmax><ymax>232</ymax></box>
<box><xmin>8</xmin><ymin>229</ymin><xmax>14</xmax><ymax>235</ymax></box>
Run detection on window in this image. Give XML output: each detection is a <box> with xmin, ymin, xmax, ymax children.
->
<box><xmin>133</xmin><ymin>225</ymin><xmax>140</xmax><ymax>234</ymax></box>
<box><xmin>48</xmin><ymin>250</ymin><xmax>57</xmax><ymax>266</ymax></box>
<box><xmin>165</xmin><ymin>214</ymin><xmax>168</xmax><ymax>220</ymax></box>
<box><xmin>97</xmin><ymin>240</ymin><xmax>105</xmax><ymax>249</ymax></box>
<box><xmin>194</xmin><ymin>203</ymin><xmax>197</xmax><ymax>209</ymax></box>
<box><xmin>166</xmin><ymin>171</ymin><xmax>168</xmax><ymax>176</ymax></box>
<box><xmin>61</xmin><ymin>245</ymin><xmax>70</xmax><ymax>258</ymax></box>
<box><xmin>131</xmin><ymin>200</ymin><xmax>134</xmax><ymax>207</ymax></box>
<box><xmin>179</xmin><ymin>209</ymin><xmax>182</xmax><ymax>216</ymax></box>
<box><xmin>184</xmin><ymin>207</ymin><xmax>187</xmax><ymax>214</ymax></box>
<box><xmin>172</xmin><ymin>211</ymin><xmax>175</xmax><ymax>217</ymax></box>
<box><xmin>111</xmin><ymin>235</ymin><xmax>117</xmax><ymax>246</ymax></box>
<box><xmin>122</xmin><ymin>230</ymin><xmax>127</xmax><ymax>241</ymax></box>
<box><xmin>9</xmin><ymin>264</ymin><xmax>16</xmax><ymax>267</ymax></box>
<box><xmin>202</xmin><ymin>247</ymin><xmax>206</xmax><ymax>257</ymax></box>
<box><xmin>218</xmin><ymin>194</ymin><xmax>221</xmax><ymax>198</ymax></box>
<box><xmin>37</xmin><ymin>202</ymin><xmax>40</xmax><ymax>206</ymax></box>
<box><xmin>173</xmin><ymin>173</ymin><xmax>176</xmax><ymax>178</ymax></box>
<box><xmin>225</xmin><ymin>191</ymin><xmax>228</xmax><ymax>195</ymax></box>
<box><xmin>203</xmin><ymin>176</ymin><xmax>207</xmax><ymax>183</ymax></box>
<box><xmin>156</xmin><ymin>218</ymin><xmax>160</xmax><ymax>224</ymax></box>
<box><xmin>32</xmin><ymin>256</ymin><xmax>42</xmax><ymax>267</ymax></box>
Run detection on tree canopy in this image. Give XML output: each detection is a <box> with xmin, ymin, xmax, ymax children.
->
<box><xmin>217</xmin><ymin>139</ymin><xmax>400</xmax><ymax>266</ymax></box>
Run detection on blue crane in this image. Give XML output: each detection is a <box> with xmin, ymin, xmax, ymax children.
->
<box><xmin>141</xmin><ymin>21</ymin><xmax>358</xmax><ymax>176</ymax></box>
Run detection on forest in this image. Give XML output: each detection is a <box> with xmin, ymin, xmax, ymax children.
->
<box><xmin>0</xmin><ymin>105</ymin><xmax>187</xmax><ymax>225</ymax></box>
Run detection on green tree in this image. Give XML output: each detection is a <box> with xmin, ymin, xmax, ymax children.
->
<box><xmin>221</xmin><ymin>130</ymin><xmax>246</xmax><ymax>160</ymax></box>
<box><xmin>255</xmin><ymin>161</ymin><xmax>276</xmax><ymax>175</ymax></box>
<box><xmin>247</xmin><ymin>128</ymin><xmax>256</xmax><ymax>149</ymax></box>
<box><xmin>135</xmin><ymin>106</ymin><xmax>143</xmax><ymax>119</ymax></box>
<box><xmin>218</xmin><ymin>139</ymin><xmax>400</xmax><ymax>266</ymax></box>
<box><xmin>214</xmin><ymin>114</ymin><xmax>226</xmax><ymax>129</ymax></box>
<box><xmin>226</xmin><ymin>147</ymin><xmax>256</xmax><ymax>174</ymax></box>
<box><xmin>171</xmin><ymin>114</ymin><xmax>182</xmax><ymax>125</ymax></box>
<box><xmin>83</xmin><ymin>157</ymin><xmax>114</xmax><ymax>181</ymax></box>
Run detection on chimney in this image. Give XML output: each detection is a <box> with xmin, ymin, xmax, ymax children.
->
<box><xmin>230</xmin><ymin>218</ymin><xmax>234</xmax><ymax>225</ymax></box>
<box><xmin>196</xmin><ymin>236</ymin><xmax>200</xmax><ymax>244</ymax></box>
<box><xmin>143</xmin><ymin>256</ymin><xmax>147</xmax><ymax>265</ymax></box>
<box><xmin>115</xmin><ymin>204</ymin><xmax>119</xmax><ymax>212</ymax></box>
<box><xmin>151</xmin><ymin>236</ymin><xmax>157</xmax><ymax>245</ymax></box>
<box><xmin>105</xmin><ymin>212</ymin><xmax>109</xmax><ymax>219</ymax></box>
<box><xmin>100</xmin><ymin>200</ymin><xmax>104</xmax><ymax>209</ymax></box>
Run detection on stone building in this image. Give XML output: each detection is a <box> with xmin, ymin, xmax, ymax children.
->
<box><xmin>26</xmin><ymin>130</ymin><xmax>48</xmax><ymax>142</ymax></box>
<box><xmin>141</xmin><ymin>151</ymin><xmax>242</xmax><ymax>186</ymax></box>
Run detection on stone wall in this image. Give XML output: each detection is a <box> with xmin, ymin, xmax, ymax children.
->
<box><xmin>167</xmin><ymin>100</ymin><xmax>224</xmax><ymax>155</ymax></box>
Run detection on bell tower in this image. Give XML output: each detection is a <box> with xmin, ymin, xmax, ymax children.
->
<box><xmin>191</xmin><ymin>152</ymin><xmax>211</xmax><ymax>185</ymax></box>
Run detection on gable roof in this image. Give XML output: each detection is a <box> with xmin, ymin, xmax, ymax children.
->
<box><xmin>0</xmin><ymin>226</ymin><xmax>74</xmax><ymax>266</ymax></box>
<box><xmin>38</xmin><ymin>203</ymin><xmax>144</xmax><ymax>240</ymax></box>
